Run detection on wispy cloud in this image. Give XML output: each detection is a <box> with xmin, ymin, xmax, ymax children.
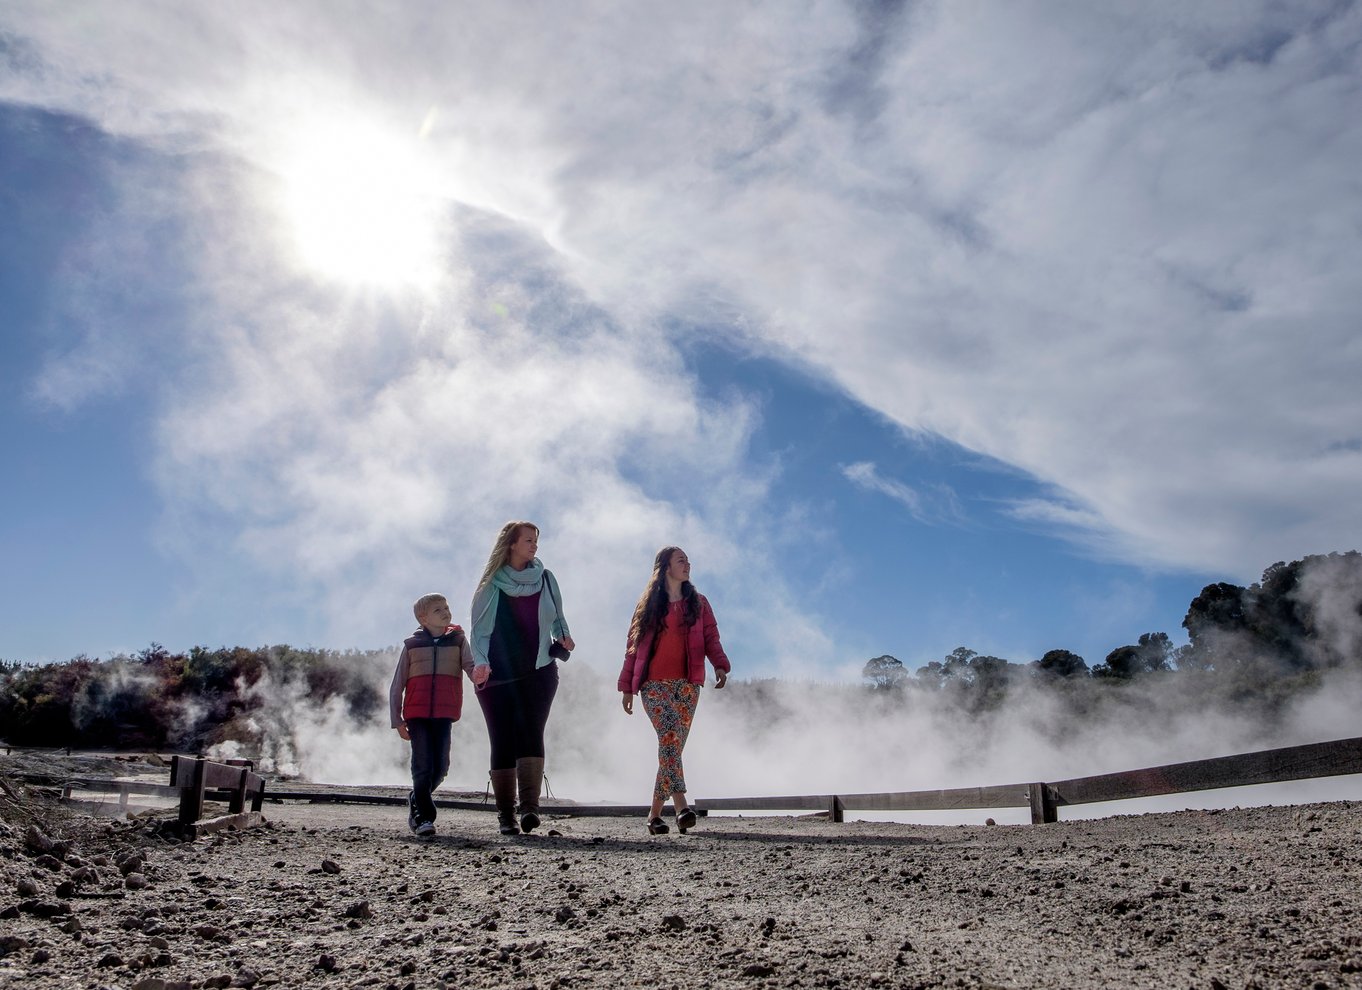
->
<box><xmin>841</xmin><ymin>460</ymin><xmax>962</xmax><ymax>525</ymax></box>
<box><xmin>2</xmin><ymin>1</ymin><xmax>1359</xmax><ymax>667</ymax></box>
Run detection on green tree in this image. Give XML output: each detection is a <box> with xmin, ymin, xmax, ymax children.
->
<box><xmin>1036</xmin><ymin>649</ymin><xmax>1088</xmax><ymax>678</ymax></box>
<box><xmin>862</xmin><ymin>655</ymin><xmax>908</xmax><ymax>691</ymax></box>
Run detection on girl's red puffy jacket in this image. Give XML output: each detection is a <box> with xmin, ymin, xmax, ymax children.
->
<box><xmin>617</xmin><ymin>593</ymin><xmax>731</xmax><ymax>694</ymax></box>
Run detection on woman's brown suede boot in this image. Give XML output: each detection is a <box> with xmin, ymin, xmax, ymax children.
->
<box><xmin>489</xmin><ymin>769</ymin><xmax>519</xmax><ymax>835</ymax></box>
<box><xmin>516</xmin><ymin>757</ymin><xmax>545</xmax><ymax>833</ymax></box>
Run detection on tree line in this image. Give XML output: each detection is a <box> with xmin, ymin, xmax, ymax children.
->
<box><xmin>862</xmin><ymin>551</ymin><xmax>1362</xmax><ymax>714</ymax></box>
<box><xmin>2</xmin><ymin>551</ymin><xmax>1358</xmax><ymax>750</ymax></box>
<box><xmin>0</xmin><ymin>643</ymin><xmax>386</xmax><ymax>750</ymax></box>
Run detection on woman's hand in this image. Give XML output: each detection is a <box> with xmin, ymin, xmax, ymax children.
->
<box><xmin>396</xmin><ymin>724</ymin><xmax>410</xmax><ymax>740</ymax></box>
<box><xmin>561</xmin><ymin>634</ymin><xmax>576</xmax><ymax>651</ymax></box>
<box><xmin>621</xmin><ymin>692</ymin><xmax>634</xmax><ymax>714</ymax></box>
<box><xmin>714</xmin><ymin>669</ymin><xmax>728</xmax><ymax>689</ymax></box>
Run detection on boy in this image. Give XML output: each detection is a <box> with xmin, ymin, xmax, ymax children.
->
<box><xmin>389</xmin><ymin>593</ymin><xmax>489</xmax><ymax>836</ymax></box>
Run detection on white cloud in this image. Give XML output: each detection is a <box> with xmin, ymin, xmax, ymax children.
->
<box><xmin>3</xmin><ymin>0</ymin><xmax>1360</xmax><ymax>670</ymax></box>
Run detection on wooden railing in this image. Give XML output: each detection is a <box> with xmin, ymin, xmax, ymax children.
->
<box><xmin>47</xmin><ymin>736</ymin><xmax>1361</xmax><ymax>828</ymax></box>
<box><xmin>59</xmin><ymin>756</ymin><xmax>267</xmax><ymax>837</ymax></box>
<box><xmin>694</xmin><ymin>736</ymin><xmax>1362</xmax><ymax>824</ymax></box>
<box><xmin>168</xmin><ymin>755</ymin><xmax>266</xmax><ymax>835</ymax></box>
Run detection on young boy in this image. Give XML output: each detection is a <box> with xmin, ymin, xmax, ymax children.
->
<box><xmin>389</xmin><ymin>593</ymin><xmax>489</xmax><ymax>836</ymax></box>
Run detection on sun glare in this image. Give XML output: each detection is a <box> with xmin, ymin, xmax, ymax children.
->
<box><xmin>274</xmin><ymin>119</ymin><xmax>444</xmax><ymax>290</ymax></box>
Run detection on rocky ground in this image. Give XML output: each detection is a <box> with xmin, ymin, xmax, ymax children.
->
<box><xmin>2</xmin><ymin>754</ymin><xmax>1361</xmax><ymax>990</ymax></box>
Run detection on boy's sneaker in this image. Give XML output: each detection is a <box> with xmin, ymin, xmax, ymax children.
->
<box><xmin>415</xmin><ymin>820</ymin><xmax>436</xmax><ymax>837</ymax></box>
<box><xmin>407</xmin><ymin>792</ymin><xmax>422</xmax><ymax>834</ymax></box>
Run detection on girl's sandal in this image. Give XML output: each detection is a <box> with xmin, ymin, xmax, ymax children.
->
<box><xmin>676</xmin><ymin>807</ymin><xmax>697</xmax><ymax>833</ymax></box>
<box><xmin>646</xmin><ymin>816</ymin><xmax>670</xmax><ymax>835</ymax></box>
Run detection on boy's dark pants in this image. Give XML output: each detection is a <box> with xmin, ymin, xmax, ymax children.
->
<box><xmin>407</xmin><ymin>717</ymin><xmax>453</xmax><ymax>824</ymax></box>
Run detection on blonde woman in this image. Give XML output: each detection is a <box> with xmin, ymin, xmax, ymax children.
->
<box><xmin>470</xmin><ymin>521</ymin><xmax>574</xmax><ymax>835</ymax></box>
<box><xmin>618</xmin><ymin>546</ymin><xmax>730</xmax><ymax>834</ymax></box>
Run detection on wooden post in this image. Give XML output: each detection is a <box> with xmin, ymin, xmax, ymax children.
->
<box><xmin>178</xmin><ymin>757</ymin><xmax>206</xmax><ymax>828</ymax></box>
<box><xmin>228</xmin><ymin>766</ymin><xmax>248</xmax><ymax>814</ymax></box>
<box><xmin>828</xmin><ymin>795</ymin><xmax>844</xmax><ymax>823</ymax></box>
<box><xmin>1028</xmin><ymin>782</ymin><xmax>1057</xmax><ymax>824</ymax></box>
<box><xmin>250</xmin><ymin>777</ymin><xmax>266</xmax><ymax>813</ymax></box>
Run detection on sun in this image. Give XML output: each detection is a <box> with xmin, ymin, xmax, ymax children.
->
<box><xmin>273</xmin><ymin>118</ymin><xmax>444</xmax><ymax>290</ymax></box>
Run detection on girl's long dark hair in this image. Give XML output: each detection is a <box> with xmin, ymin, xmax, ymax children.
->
<box><xmin>627</xmin><ymin>546</ymin><xmax>700</xmax><ymax>651</ymax></box>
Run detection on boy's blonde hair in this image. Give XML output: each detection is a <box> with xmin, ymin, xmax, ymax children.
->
<box><xmin>412</xmin><ymin>593</ymin><xmax>448</xmax><ymax>623</ymax></box>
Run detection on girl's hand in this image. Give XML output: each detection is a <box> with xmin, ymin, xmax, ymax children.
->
<box><xmin>714</xmin><ymin>669</ymin><xmax>728</xmax><ymax>689</ymax></box>
<box><xmin>621</xmin><ymin>692</ymin><xmax>634</xmax><ymax>714</ymax></box>
<box><xmin>561</xmin><ymin>634</ymin><xmax>576</xmax><ymax>651</ymax></box>
<box><xmin>396</xmin><ymin>724</ymin><xmax>410</xmax><ymax>740</ymax></box>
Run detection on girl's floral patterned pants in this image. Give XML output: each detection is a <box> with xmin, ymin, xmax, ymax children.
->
<box><xmin>640</xmin><ymin>679</ymin><xmax>700</xmax><ymax>802</ymax></box>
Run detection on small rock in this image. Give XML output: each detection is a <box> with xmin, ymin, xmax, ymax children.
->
<box><xmin>70</xmin><ymin>865</ymin><xmax>100</xmax><ymax>885</ymax></box>
<box><xmin>203</xmin><ymin>977</ymin><xmax>232</xmax><ymax>989</ymax></box>
<box><xmin>60</xmin><ymin>916</ymin><xmax>83</xmax><ymax>935</ymax></box>
<box><xmin>126</xmin><ymin>873</ymin><xmax>150</xmax><ymax>890</ymax></box>
<box><xmin>98</xmin><ymin>952</ymin><xmax>125</xmax><ymax>967</ymax></box>
<box><xmin>316</xmin><ymin>954</ymin><xmax>337</xmax><ymax>972</ymax></box>
<box><xmin>116</xmin><ymin>852</ymin><xmax>146</xmax><ymax>876</ymax></box>
<box><xmin>15</xmin><ymin>877</ymin><xmax>39</xmax><ymax>897</ymax></box>
<box><xmin>55</xmin><ymin>880</ymin><xmax>76</xmax><ymax>898</ymax></box>
<box><xmin>554</xmin><ymin>906</ymin><xmax>576</xmax><ymax>924</ymax></box>
<box><xmin>320</xmin><ymin>860</ymin><xmax>341</xmax><ymax>875</ymax></box>
<box><xmin>662</xmin><ymin>914</ymin><xmax>687</xmax><ymax>931</ymax></box>
<box><xmin>31</xmin><ymin>948</ymin><xmax>51</xmax><ymax>964</ymax></box>
<box><xmin>343</xmin><ymin>900</ymin><xmax>372</xmax><ymax>919</ymax></box>
<box><xmin>742</xmin><ymin>963</ymin><xmax>776</xmax><ymax>977</ymax></box>
<box><xmin>0</xmin><ymin>935</ymin><xmax>31</xmax><ymax>956</ymax></box>
<box><xmin>132</xmin><ymin>979</ymin><xmax>168</xmax><ymax>990</ymax></box>
<box><xmin>985</xmin><ymin>818</ymin><xmax>997</xmax><ymax>826</ymax></box>
<box><xmin>18</xmin><ymin>898</ymin><xmax>69</xmax><ymax>918</ymax></box>
<box><xmin>230</xmin><ymin>969</ymin><xmax>260</xmax><ymax>988</ymax></box>
<box><xmin>33</xmin><ymin>854</ymin><xmax>64</xmax><ymax>872</ymax></box>
<box><xmin>24</xmin><ymin>825</ymin><xmax>56</xmax><ymax>855</ymax></box>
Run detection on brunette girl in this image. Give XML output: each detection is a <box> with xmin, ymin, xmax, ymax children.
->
<box><xmin>618</xmin><ymin>546</ymin><xmax>730</xmax><ymax>834</ymax></box>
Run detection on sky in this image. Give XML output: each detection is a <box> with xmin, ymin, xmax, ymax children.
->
<box><xmin>3</xmin><ymin>2</ymin><xmax>1361</xmax><ymax>687</ymax></box>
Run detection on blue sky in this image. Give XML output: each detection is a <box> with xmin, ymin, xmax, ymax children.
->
<box><xmin>2</xmin><ymin>3</ymin><xmax>1359</xmax><ymax>682</ymax></box>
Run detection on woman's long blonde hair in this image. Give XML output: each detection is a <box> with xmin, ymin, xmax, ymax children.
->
<box><xmin>475</xmin><ymin>520</ymin><xmax>539</xmax><ymax>594</ymax></box>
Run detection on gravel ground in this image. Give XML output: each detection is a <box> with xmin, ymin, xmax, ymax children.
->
<box><xmin>2</xmin><ymin>764</ymin><xmax>1361</xmax><ymax>990</ymax></box>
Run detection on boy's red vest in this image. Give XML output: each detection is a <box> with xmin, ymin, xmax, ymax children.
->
<box><xmin>402</xmin><ymin>626</ymin><xmax>465</xmax><ymax>721</ymax></box>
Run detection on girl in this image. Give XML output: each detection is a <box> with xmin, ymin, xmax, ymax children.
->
<box><xmin>618</xmin><ymin>546</ymin><xmax>730</xmax><ymax>834</ymax></box>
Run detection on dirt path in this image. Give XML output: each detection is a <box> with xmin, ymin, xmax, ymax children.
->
<box><xmin>3</xmin><ymin>787</ymin><xmax>1361</xmax><ymax>990</ymax></box>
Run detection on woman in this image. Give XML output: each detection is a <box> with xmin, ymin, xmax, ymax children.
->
<box><xmin>470</xmin><ymin>521</ymin><xmax>575</xmax><ymax>835</ymax></box>
<box><xmin>618</xmin><ymin>546</ymin><xmax>730</xmax><ymax>835</ymax></box>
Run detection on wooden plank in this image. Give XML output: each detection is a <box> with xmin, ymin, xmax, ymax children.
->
<box><xmin>185</xmin><ymin>811</ymin><xmax>265</xmax><ymax>839</ymax></box>
<box><xmin>828</xmin><ymin>795</ymin><xmax>845</xmax><ymax>824</ymax></box>
<box><xmin>693</xmin><ymin>795</ymin><xmax>832</xmax><ymax>812</ymax></box>
<box><xmin>201</xmin><ymin>761</ymin><xmax>252</xmax><ymax>790</ymax></box>
<box><xmin>1050</xmin><ymin>736</ymin><xmax>1362</xmax><ymax>807</ymax></box>
<box><xmin>63</xmin><ymin>779</ymin><xmax>182</xmax><ymax>798</ymax></box>
<box><xmin>839</xmin><ymin>785</ymin><xmax>1032</xmax><ymax>812</ymax></box>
